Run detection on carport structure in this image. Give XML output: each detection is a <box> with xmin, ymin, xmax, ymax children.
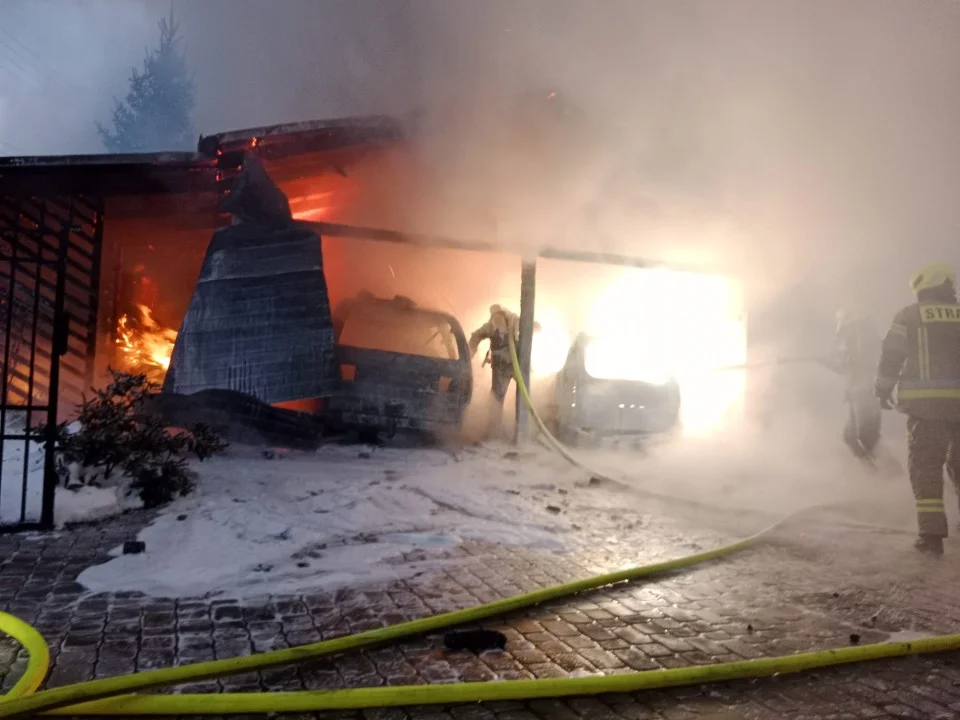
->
<box><xmin>0</xmin><ymin>111</ymin><xmax>742</xmax><ymax>530</ymax></box>
<box><xmin>303</xmin><ymin>219</ymin><xmax>706</xmax><ymax>442</ymax></box>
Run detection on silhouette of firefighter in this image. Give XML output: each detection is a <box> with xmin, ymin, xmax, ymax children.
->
<box><xmin>824</xmin><ymin>309</ymin><xmax>883</xmax><ymax>458</ymax></box>
<box><xmin>469</xmin><ymin>304</ymin><xmax>539</xmax><ymax>438</ymax></box>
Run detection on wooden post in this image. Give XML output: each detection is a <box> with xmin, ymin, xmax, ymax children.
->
<box><xmin>515</xmin><ymin>259</ymin><xmax>537</xmax><ymax>443</ymax></box>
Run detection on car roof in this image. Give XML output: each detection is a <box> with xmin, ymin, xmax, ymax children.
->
<box><xmin>345</xmin><ymin>295</ymin><xmax>462</xmax><ymax>327</ymax></box>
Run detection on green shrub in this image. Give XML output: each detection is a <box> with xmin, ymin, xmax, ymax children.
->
<box><xmin>42</xmin><ymin>370</ymin><xmax>228</xmax><ymax>509</ymax></box>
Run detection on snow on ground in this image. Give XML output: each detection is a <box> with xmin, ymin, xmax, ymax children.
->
<box><xmin>0</xmin><ymin>414</ymin><xmax>141</xmax><ymax>528</ymax></box>
<box><xmin>0</xmin><ymin>412</ymin><xmax>45</xmax><ymax>526</ymax></box>
<box><xmin>54</xmin><ymin>485</ymin><xmax>136</xmax><ymax>528</ymax></box>
<box><xmin>78</xmin><ymin>443</ymin><xmax>591</xmax><ymax>599</ymax></box>
<box><xmin>76</xmin><ymin>369</ymin><xmax>922</xmax><ymax>601</ymax></box>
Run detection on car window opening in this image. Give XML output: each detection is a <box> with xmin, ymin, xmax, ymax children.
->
<box><xmin>339</xmin><ymin>304</ymin><xmax>460</xmax><ymax>361</ymax></box>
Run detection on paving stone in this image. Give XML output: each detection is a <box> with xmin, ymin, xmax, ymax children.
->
<box><xmin>8</xmin><ymin>495</ymin><xmax>960</xmax><ymax>718</ymax></box>
<box><xmin>137</xmin><ymin>648</ymin><xmax>177</xmax><ymax>671</ymax></box>
<box><xmin>613</xmin><ymin>648</ymin><xmax>660</xmax><ymax>671</ymax></box>
<box><xmin>540</xmin><ymin>620</ymin><xmax>578</xmax><ymax>637</ymax></box>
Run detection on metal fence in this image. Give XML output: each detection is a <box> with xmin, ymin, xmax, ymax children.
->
<box><xmin>0</xmin><ymin>221</ymin><xmax>68</xmax><ymax>530</ymax></box>
<box><xmin>0</xmin><ymin>193</ymin><xmax>103</xmax><ymax>411</ymax></box>
<box><xmin>0</xmin><ymin>192</ymin><xmax>104</xmax><ymax>531</ymax></box>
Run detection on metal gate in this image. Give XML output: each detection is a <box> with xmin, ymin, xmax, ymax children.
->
<box><xmin>0</xmin><ymin>193</ymin><xmax>103</xmax><ymax>409</ymax></box>
<box><xmin>0</xmin><ymin>213</ymin><xmax>70</xmax><ymax>531</ymax></box>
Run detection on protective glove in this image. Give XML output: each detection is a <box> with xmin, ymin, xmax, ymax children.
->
<box><xmin>876</xmin><ymin>386</ymin><xmax>895</xmax><ymax>410</ymax></box>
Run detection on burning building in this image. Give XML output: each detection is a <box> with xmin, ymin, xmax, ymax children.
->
<box><xmin>0</xmin><ymin>100</ymin><xmax>748</xmax><ymax>529</ymax></box>
<box><xmin>0</xmin><ymin>116</ymin><xmax>404</xmax><ymax>408</ymax></box>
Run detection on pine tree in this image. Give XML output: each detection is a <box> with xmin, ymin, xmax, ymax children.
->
<box><xmin>97</xmin><ymin>7</ymin><xmax>196</xmax><ymax>153</ymax></box>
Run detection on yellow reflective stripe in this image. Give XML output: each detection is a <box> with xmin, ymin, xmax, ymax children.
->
<box><xmin>889</xmin><ymin>323</ymin><xmax>908</xmax><ymax>337</ymax></box>
<box><xmin>918</xmin><ymin>326</ymin><xmax>930</xmax><ymax>380</ymax></box>
<box><xmin>899</xmin><ymin>388</ymin><xmax>960</xmax><ymax>399</ymax></box>
<box><xmin>918</xmin><ymin>507</ymin><xmax>945</xmax><ymax>512</ymax></box>
<box><xmin>917</xmin><ymin>498</ymin><xmax>944</xmax><ymax>505</ymax></box>
<box><xmin>917</xmin><ymin>498</ymin><xmax>944</xmax><ymax>513</ymax></box>
<box><xmin>917</xmin><ymin>328</ymin><xmax>923</xmax><ymax>380</ymax></box>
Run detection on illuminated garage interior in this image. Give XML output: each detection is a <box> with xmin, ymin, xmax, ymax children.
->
<box><xmin>0</xmin><ymin>113</ymin><xmax>747</xmax><ymax>442</ymax></box>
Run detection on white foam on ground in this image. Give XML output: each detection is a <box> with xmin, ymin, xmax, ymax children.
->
<box><xmin>54</xmin><ymin>485</ymin><xmax>134</xmax><ymax>528</ymax></box>
<box><xmin>77</xmin><ymin>444</ymin><xmax>585</xmax><ymax>599</ymax></box>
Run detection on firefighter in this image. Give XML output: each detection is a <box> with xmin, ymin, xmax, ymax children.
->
<box><xmin>469</xmin><ymin>305</ymin><xmax>539</xmax><ymax>438</ymax></box>
<box><xmin>876</xmin><ymin>262</ymin><xmax>960</xmax><ymax>556</ymax></box>
<box><xmin>830</xmin><ymin>309</ymin><xmax>883</xmax><ymax>458</ymax></box>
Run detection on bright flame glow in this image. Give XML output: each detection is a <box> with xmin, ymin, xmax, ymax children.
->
<box><xmin>116</xmin><ymin>304</ymin><xmax>178</xmax><ymax>384</ymax></box>
<box><xmin>292</xmin><ymin>206</ymin><xmax>331</xmax><ymax>220</ymax></box>
<box><xmin>584</xmin><ymin>337</ymin><xmax>672</xmax><ymax>386</ymax></box>
<box><xmin>290</xmin><ymin>190</ymin><xmax>335</xmax><ymax>220</ymax></box>
<box><xmin>585</xmin><ymin>268</ymin><xmax>746</xmax><ymax>436</ymax></box>
<box><xmin>531</xmin><ymin>307</ymin><xmax>570</xmax><ymax>376</ymax></box>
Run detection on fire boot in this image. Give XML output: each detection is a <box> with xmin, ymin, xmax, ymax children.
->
<box><xmin>914</xmin><ymin>534</ymin><xmax>944</xmax><ymax>557</ymax></box>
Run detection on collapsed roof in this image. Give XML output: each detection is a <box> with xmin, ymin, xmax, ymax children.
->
<box><xmin>0</xmin><ymin>115</ymin><xmax>405</xmax><ymax>200</ymax></box>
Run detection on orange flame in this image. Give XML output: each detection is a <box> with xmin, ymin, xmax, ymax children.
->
<box><xmin>115</xmin><ymin>304</ymin><xmax>178</xmax><ymax>383</ymax></box>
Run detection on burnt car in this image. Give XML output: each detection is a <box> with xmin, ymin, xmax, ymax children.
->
<box><xmin>326</xmin><ymin>293</ymin><xmax>473</xmax><ymax>437</ymax></box>
<box><xmin>554</xmin><ymin>333</ymin><xmax>681</xmax><ymax>446</ymax></box>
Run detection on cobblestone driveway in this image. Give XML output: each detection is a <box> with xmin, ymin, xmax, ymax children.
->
<box><xmin>3</xmin><ymin>485</ymin><xmax>960</xmax><ymax>720</ymax></box>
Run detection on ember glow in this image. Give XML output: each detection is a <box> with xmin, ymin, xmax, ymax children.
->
<box><xmin>290</xmin><ymin>191</ymin><xmax>334</xmax><ymax>221</ymax></box>
<box><xmin>115</xmin><ymin>304</ymin><xmax>178</xmax><ymax>383</ymax></box>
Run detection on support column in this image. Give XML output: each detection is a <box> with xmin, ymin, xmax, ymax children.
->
<box><xmin>514</xmin><ymin>258</ymin><xmax>537</xmax><ymax>443</ymax></box>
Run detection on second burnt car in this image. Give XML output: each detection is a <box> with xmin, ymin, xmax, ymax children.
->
<box><xmin>326</xmin><ymin>292</ymin><xmax>473</xmax><ymax>438</ymax></box>
<box><xmin>552</xmin><ymin>332</ymin><xmax>682</xmax><ymax>446</ymax></box>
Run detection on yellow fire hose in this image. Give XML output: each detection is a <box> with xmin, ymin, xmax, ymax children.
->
<box><xmin>0</xmin><ymin>614</ymin><xmax>48</xmax><ymax>701</ymax></box>
<box><xmin>0</xmin><ymin>337</ymin><xmax>952</xmax><ymax>717</ymax></box>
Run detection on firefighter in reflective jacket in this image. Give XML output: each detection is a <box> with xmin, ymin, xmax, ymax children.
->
<box><xmin>876</xmin><ymin>262</ymin><xmax>960</xmax><ymax>556</ymax></box>
<box><xmin>469</xmin><ymin>305</ymin><xmax>538</xmax><ymax>437</ymax></box>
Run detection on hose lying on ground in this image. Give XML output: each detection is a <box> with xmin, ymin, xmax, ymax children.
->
<box><xmin>0</xmin><ymin>500</ymin><xmax>954</xmax><ymax>717</ymax></box>
<box><xmin>0</xmin><ymin>512</ymin><xmax>782</xmax><ymax>718</ymax></box>
<box><xmin>0</xmin><ymin>613</ymin><xmax>48</xmax><ymax>701</ymax></box>
<box><xmin>0</xmin><ymin>337</ymin><xmax>941</xmax><ymax>717</ymax></box>
<box><xmin>509</xmin><ymin>336</ymin><xmax>910</xmax><ymax>535</ymax></box>
<box><xmin>41</xmin><ymin>634</ymin><xmax>960</xmax><ymax>715</ymax></box>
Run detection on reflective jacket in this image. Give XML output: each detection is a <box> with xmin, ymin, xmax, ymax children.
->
<box><xmin>469</xmin><ymin>310</ymin><xmax>520</xmax><ymax>363</ymax></box>
<box><xmin>877</xmin><ymin>294</ymin><xmax>960</xmax><ymax>420</ymax></box>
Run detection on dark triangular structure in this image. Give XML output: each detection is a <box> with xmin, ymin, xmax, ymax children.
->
<box><xmin>162</xmin><ymin>157</ymin><xmax>338</xmax><ymax>403</ymax></box>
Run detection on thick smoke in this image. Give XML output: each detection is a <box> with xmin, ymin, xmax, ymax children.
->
<box><xmin>387</xmin><ymin>0</ymin><xmax>960</xmax><ymax>519</ymax></box>
<box><xmin>0</xmin><ymin>1</ymin><xmax>155</xmax><ymax>154</ymax></box>
<box><xmin>7</xmin><ymin>0</ymin><xmax>960</xmax><ymax>518</ymax></box>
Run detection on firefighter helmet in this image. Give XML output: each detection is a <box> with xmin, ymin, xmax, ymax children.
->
<box><xmin>910</xmin><ymin>263</ymin><xmax>955</xmax><ymax>294</ymax></box>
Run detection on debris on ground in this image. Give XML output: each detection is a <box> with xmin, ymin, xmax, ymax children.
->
<box><xmin>443</xmin><ymin>629</ymin><xmax>507</xmax><ymax>653</ymax></box>
<box><xmin>123</xmin><ymin>541</ymin><xmax>146</xmax><ymax>555</ymax></box>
